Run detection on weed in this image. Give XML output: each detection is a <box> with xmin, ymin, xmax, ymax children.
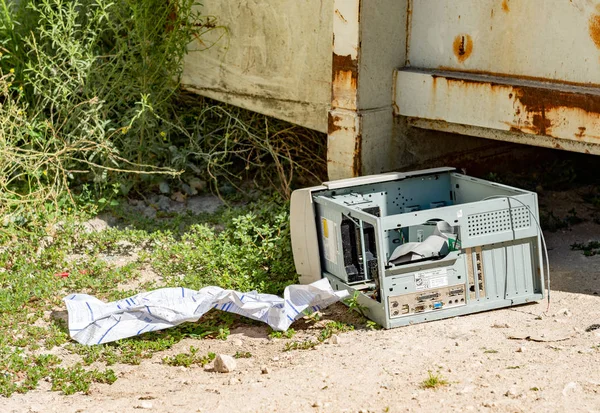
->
<box><xmin>233</xmin><ymin>351</ymin><xmax>252</xmax><ymax>359</ymax></box>
<box><xmin>162</xmin><ymin>347</ymin><xmax>216</xmax><ymax>368</ymax></box>
<box><xmin>366</xmin><ymin>320</ymin><xmax>381</xmax><ymax>330</ymax></box>
<box><xmin>344</xmin><ymin>291</ymin><xmax>367</xmax><ymax>317</ymax></box>
<box><xmin>151</xmin><ymin>199</ymin><xmax>297</xmax><ymax>295</ymax></box>
<box><xmin>507</xmin><ymin>365</ymin><xmax>521</xmax><ymax>370</ymax></box>
<box><xmin>571</xmin><ymin>241</ymin><xmax>600</xmax><ymax>257</ymax></box>
<box><xmin>284</xmin><ymin>322</ymin><xmax>354</xmax><ymax>352</ymax></box>
<box><xmin>49</xmin><ymin>365</ymin><xmax>117</xmax><ymax>395</ymax></box>
<box><xmin>269</xmin><ymin>329</ymin><xmax>296</xmax><ymax>339</ymax></box>
<box><xmin>420</xmin><ymin>371</ymin><xmax>449</xmax><ymax>389</ymax></box>
<box><xmin>530</xmin><ymin>387</ymin><xmax>541</xmax><ymax>392</ymax></box>
<box><xmin>284</xmin><ymin>340</ymin><xmax>318</xmax><ymax>352</ymax></box>
<box><xmin>483</xmin><ymin>348</ymin><xmax>499</xmax><ymax>354</ymax></box>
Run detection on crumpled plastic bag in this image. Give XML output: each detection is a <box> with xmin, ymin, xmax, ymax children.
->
<box><xmin>64</xmin><ymin>278</ymin><xmax>348</xmax><ymax>345</ymax></box>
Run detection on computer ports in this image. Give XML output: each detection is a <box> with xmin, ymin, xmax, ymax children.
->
<box><xmin>417</xmin><ymin>292</ymin><xmax>440</xmax><ymax>302</ymax></box>
<box><xmin>414</xmin><ymin>305</ymin><xmax>426</xmax><ymax>313</ymax></box>
<box><xmin>432</xmin><ymin>301</ymin><xmax>443</xmax><ymax>309</ymax></box>
<box><xmin>448</xmin><ymin>288</ymin><xmax>464</xmax><ymax>297</ymax></box>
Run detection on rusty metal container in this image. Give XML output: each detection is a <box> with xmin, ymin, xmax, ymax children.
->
<box><xmin>183</xmin><ymin>0</ymin><xmax>600</xmax><ymax>180</ymax></box>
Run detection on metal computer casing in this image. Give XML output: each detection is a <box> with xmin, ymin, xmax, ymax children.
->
<box><xmin>290</xmin><ymin>168</ymin><xmax>544</xmax><ymax>328</ymax></box>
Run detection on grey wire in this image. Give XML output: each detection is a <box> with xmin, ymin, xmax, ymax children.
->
<box><xmin>483</xmin><ymin>195</ymin><xmax>551</xmax><ymax>311</ymax></box>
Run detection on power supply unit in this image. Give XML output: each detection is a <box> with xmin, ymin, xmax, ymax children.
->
<box><xmin>290</xmin><ymin>167</ymin><xmax>546</xmax><ymax>328</ymax></box>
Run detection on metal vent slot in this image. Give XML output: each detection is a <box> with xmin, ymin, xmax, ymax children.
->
<box><xmin>467</xmin><ymin>207</ymin><xmax>530</xmax><ymax>237</ymax></box>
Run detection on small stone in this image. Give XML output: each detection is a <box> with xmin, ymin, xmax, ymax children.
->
<box><xmin>188</xmin><ymin>178</ymin><xmax>207</xmax><ymax>192</ymax></box>
<box><xmin>516</xmin><ymin>346</ymin><xmax>526</xmax><ymax>353</ymax></box>
<box><xmin>504</xmin><ymin>388</ymin><xmax>517</xmax><ymax>398</ymax></box>
<box><xmin>271</xmin><ymin>356</ymin><xmax>280</xmax><ymax>362</ymax></box>
<box><xmin>159</xmin><ymin>181</ymin><xmax>170</xmax><ymax>194</ymax></box>
<box><xmin>135</xmin><ymin>401</ymin><xmax>153</xmax><ymax>409</ymax></box>
<box><xmin>181</xmin><ymin>183</ymin><xmax>197</xmax><ymax>196</ymax></box>
<box><xmin>232</xmin><ymin>339</ymin><xmax>243</xmax><ymax>346</ymax></box>
<box><xmin>555</xmin><ymin>308</ymin><xmax>572</xmax><ymax>317</ymax></box>
<box><xmin>261</xmin><ymin>365</ymin><xmax>269</xmax><ymax>374</ymax></box>
<box><xmin>492</xmin><ymin>323</ymin><xmax>510</xmax><ymax>329</ymax></box>
<box><xmin>562</xmin><ymin>382</ymin><xmax>577</xmax><ymax>396</ymax></box>
<box><xmin>312</xmin><ymin>401</ymin><xmax>323</xmax><ymax>408</ymax></box>
<box><xmin>156</xmin><ymin>195</ymin><xmax>172</xmax><ymax>211</ymax></box>
<box><xmin>330</xmin><ymin>334</ymin><xmax>341</xmax><ymax>345</ymax></box>
<box><xmin>227</xmin><ymin>378</ymin><xmax>238</xmax><ymax>386</ymax></box>
<box><xmin>214</xmin><ymin>355</ymin><xmax>237</xmax><ymax>373</ymax></box>
<box><xmin>171</xmin><ymin>191</ymin><xmax>186</xmax><ymax>203</ymax></box>
<box><xmin>455</xmin><ymin>342</ymin><xmax>459</xmax><ymax>347</ymax></box>
<box><xmin>482</xmin><ymin>401</ymin><xmax>497</xmax><ymax>408</ymax></box>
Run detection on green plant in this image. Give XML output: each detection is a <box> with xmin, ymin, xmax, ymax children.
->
<box><xmin>420</xmin><ymin>371</ymin><xmax>449</xmax><ymax>389</ymax></box>
<box><xmin>162</xmin><ymin>347</ymin><xmax>216</xmax><ymax>367</ymax></box>
<box><xmin>269</xmin><ymin>328</ymin><xmax>296</xmax><ymax>339</ymax></box>
<box><xmin>365</xmin><ymin>320</ymin><xmax>381</xmax><ymax>330</ymax></box>
<box><xmin>284</xmin><ymin>322</ymin><xmax>354</xmax><ymax>352</ymax></box>
<box><xmin>234</xmin><ymin>351</ymin><xmax>252</xmax><ymax>359</ymax></box>
<box><xmin>344</xmin><ymin>291</ymin><xmax>367</xmax><ymax>317</ymax></box>
<box><xmin>49</xmin><ymin>365</ymin><xmax>117</xmax><ymax>395</ymax></box>
<box><xmin>151</xmin><ymin>199</ymin><xmax>297</xmax><ymax>295</ymax></box>
<box><xmin>571</xmin><ymin>241</ymin><xmax>600</xmax><ymax>257</ymax></box>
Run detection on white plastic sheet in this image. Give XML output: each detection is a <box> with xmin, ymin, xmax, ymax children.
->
<box><xmin>388</xmin><ymin>221</ymin><xmax>457</xmax><ymax>264</ymax></box>
<box><xmin>64</xmin><ymin>278</ymin><xmax>349</xmax><ymax>345</ymax></box>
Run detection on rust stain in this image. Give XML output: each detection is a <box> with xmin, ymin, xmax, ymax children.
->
<box><xmin>438</xmin><ymin>74</ymin><xmax>600</xmax><ymax>138</ymax></box>
<box><xmin>332</xmin><ymin>53</ymin><xmax>358</xmax><ymax>89</ymax></box>
<box><xmin>353</xmin><ymin>134</ymin><xmax>362</xmax><ymax>177</ymax></box>
<box><xmin>335</xmin><ymin>9</ymin><xmax>348</xmax><ymax>23</ymax></box>
<box><xmin>576</xmin><ymin>126</ymin><xmax>587</xmax><ymax>139</ymax></box>
<box><xmin>437</xmin><ymin>66</ymin><xmax>600</xmax><ymax>89</ymax></box>
<box><xmin>589</xmin><ymin>10</ymin><xmax>600</xmax><ymax>49</ymax></box>
<box><xmin>453</xmin><ymin>34</ymin><xmax>473</xmax><ymax>63</ymax></box>
<box><xmin>328</xmin><ymin>113</ymin><xmax>344</xmax><ymax>134</ymax></box>
<box><xmin>501</xmin><ymin>0</ymin><xmax>510</xmax><ymax>13</ymax></box>
<box><xmin>531</xmin><ymin>111</ymin><xmax>552</xmax><ymax>136</ymax></box>
<box><xmin>516</xmin><ymin>87</ymin><xmax>600</xmax><ymax>119</ymax></box>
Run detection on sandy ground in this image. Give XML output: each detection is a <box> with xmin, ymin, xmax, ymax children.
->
<box><xmin>4</xmin><ymin>190</ymin><xmax>600</xmax><ymax>413</ymax></box>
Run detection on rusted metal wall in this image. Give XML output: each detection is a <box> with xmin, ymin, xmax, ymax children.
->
<box><xmin>181</xmin><ymin>0</ymin><xmax>333</xmax><ymax>133</ymax></box>
<box><xmin>183</xmin><ymin>0</ymin><xmax>600</xmax><ymax>180</ymax></box>
<box><xmin>396</xmin><ymin>0</ymin><xmax>600</xmax><ymax>155</ymax></box>
<box><xmin>327</xmin><ymin>0</ymin><xmax>408</xmax><ymax>180</ymax></box>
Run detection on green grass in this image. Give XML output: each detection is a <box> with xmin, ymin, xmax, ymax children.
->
<box><xmin>268</xmin><ymin>328</ymin><xmax>296</xmax><ymax>339</ymax></box>
<box><xmin>162</xmin><ymin>347</ymin><xmax>216</xmax><ymax>368</ymax></box>
<box><xmin>420</xmin><ymin>371</ymin><xmax>449</xmax><ymax>389</ymax></box>
<box><xmin>0</xmin><ymin>195</ymin><xmax>298</xmax><ymax>396</ymax></box>
<box><xmin>283</xmin><ymin>321</ymin><xmax>354</xmax><ymax>352</ymax></box>
<box><xmin>571</xmin><ymin>241</ymin><xmax>600</xmax><ymax>257</ymax></box>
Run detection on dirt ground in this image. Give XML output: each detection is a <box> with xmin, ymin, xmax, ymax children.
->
<box><xmin>4</xmin><ymin>189</ymin><xmax>600</xmax><ymax>413</ymax></box>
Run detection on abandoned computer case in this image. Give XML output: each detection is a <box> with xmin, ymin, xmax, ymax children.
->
<box><xmin>290</xmin><ymin>168</ymin><xmax>545</xmax><ymax>328</ymax></box>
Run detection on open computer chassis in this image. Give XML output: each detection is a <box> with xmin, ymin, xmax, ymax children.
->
<box><xmin>290</xmin><ymin>168</ymin><xmax>545</xmax><ymax>328</ymax></box>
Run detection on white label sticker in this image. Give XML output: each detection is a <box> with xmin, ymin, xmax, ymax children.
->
<box><xmin>321</xmin><ymin>218</ymin><xmax>338</xmax><ymax>265</ymax></box>
<box><xmin>415</xmin><ymin>268</ymin><xmax>449</xmax><ymax>291</ymax></box>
